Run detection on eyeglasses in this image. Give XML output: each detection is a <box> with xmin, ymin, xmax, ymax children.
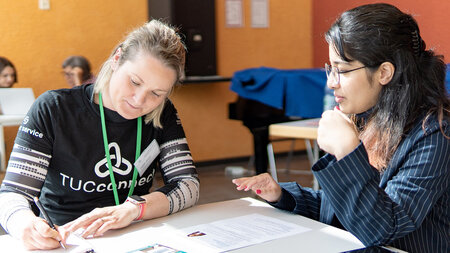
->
<box><xmin>61</xmin><ymin>71</ymin><xmax>74</xmax><ymax>78</ymax></box>
<box><xmin>325</xmin><ymin>63</ymin><xmax>366</xmax><ymax>85</ymax></box>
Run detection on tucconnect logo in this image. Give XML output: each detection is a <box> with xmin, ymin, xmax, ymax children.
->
<box><xmin>94</xmin><ymin>142</ymin><xmax>132</xmax><ymax>178</ymax></box>
<box><xmin>60</xmin><ymin>142</ymin><xmax>155</xmax><ymax>193</ymax></box>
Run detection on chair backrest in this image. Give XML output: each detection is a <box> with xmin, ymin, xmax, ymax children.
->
<box><xmin>0</xmin><ymin>88</ymin><xmax>35</xmax><ymax>115</ymax></box>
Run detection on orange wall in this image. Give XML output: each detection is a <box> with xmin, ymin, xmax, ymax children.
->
<box><xmin>172</xmin><ymin>0</ymin><xmax>313</xmax><ymax>162</ymax></box>
<box><xmin>0</xmin><ymin>1</ymin><xmax>147</xmax><ymax>94</ymax></box>
<box><xmin>0</xmin><ymin>0</ymin><xmax>148</xmax><ymax>161</ymax></box>
<box><xmin>1</xmin><ymin>0</ymin><xmax>313</xmax><ymax>163</ymax></box>
<box><xmin>313</xmin><ymin>0</ymin><xmax>450</xmax><ymax>67</ymax></box>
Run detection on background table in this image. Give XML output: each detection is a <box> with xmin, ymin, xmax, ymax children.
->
<box><xmin>0</xmin><ymin>115</ymin><xmax>25</xmax><ymax>171</ymax></box>
<box><xmin>268</xmin><ymin>118</ymin><xmax>320</xmax><ymax>190</ymax></box>
<box><xmin>0</xmin><ymin>197</ymin><xmax>365</xmax><ymax>253</ymax></box>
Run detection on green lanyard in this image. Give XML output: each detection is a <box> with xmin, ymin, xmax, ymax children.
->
<box><xmin>98</xmin><ymin>92</ymin><xmax>142</xmax><ymax>205</ymax></box>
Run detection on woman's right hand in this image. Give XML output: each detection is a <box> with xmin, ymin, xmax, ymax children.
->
<box><xmin>317</xmin><ymin>107</ymin><xmax>359</xmax><ymax>160</ymax></box>
<box><xmin>9</xmin><ymin>210</ymin><xmax>62</xmax><ymax>250</ymax></box>
<box><xmin>232</xmin><ymin>173</ymin><xmax>282</xmax><ymax>202</ymax></box>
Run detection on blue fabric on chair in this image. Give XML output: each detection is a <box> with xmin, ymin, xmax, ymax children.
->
<box><xmin>283</xmin><ymin>69</ymin><xmax>327</xmax><ymax>118</ymax></box>
<box><xmin>230</xmin><ymin>67</ymin><xmax>284</xmax><ymax>110</ymax></box>
<box><xmin>230</xmin><ymin>67</ymin><xmax>327</xmax><ymax>118</ymax></box>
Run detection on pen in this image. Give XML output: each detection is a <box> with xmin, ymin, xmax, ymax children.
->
<box><xmin>33</xmin><ymin>197</ymin><xmax>66</xmax><ymax>249</ymax></box>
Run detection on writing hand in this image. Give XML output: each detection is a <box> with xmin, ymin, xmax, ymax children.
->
<box><xmin>9</xmin><ymin>210</ymin><xmax>62</xmax><ymax>250</ymax></box>
<box><xmin>232</xmin><ymin>173</ymin><xmax>282</xmax><ymax>203</ymax></box>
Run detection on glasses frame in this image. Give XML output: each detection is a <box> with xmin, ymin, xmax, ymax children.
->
<box><xmin>325</xmin><ymin>63</ymin><xmax>366</xmax><ymax>85</ymax></box>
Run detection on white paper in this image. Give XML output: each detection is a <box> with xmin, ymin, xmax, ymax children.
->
<box><xmin>251</xmin><ymin>0</ymin><xmax>269</xmax><ymax>28</ymax></box>
<box><xmin>179</xmin><ymin>213</ymin><xmax>311</xmax><ymax>252</ymax></box>
<box><xmin>62</xmin><ymin>232</ymin><xmax>96</xmax><ymax>253</ymax></box>
<box><xmin>225</xmin><ymin>0</ymin><xmax>244</xmax><ymax>27</ymax></box>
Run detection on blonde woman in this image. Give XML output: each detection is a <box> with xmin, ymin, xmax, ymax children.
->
<box><xmin>0</xmin><ymin>20</ymin><xmax>199</xmax><ymax>250</ymax></box>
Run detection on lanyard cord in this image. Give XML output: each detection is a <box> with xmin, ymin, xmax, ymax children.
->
<box><xmin>98</xmin><ymin>92</ymin><xmax>142</xmax><ymax>205</ymax></box>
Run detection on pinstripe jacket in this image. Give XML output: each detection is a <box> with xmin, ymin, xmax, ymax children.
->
<box><xmin>273</xmin><ymin>116</ymin><xmax>449</xmax><ymax>252</ymax></box>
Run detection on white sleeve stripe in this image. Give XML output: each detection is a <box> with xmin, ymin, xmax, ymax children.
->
<box><xmin>164</xmin><ymin>166</ymin><xmax>197</xmax><ymax>177</ymax></box>
<box><xmin>1</xmin><ymin>180</ymin><xmax>42</xmax><ymax>194</ymax></box>
<box><xmin>7</xmin><ymin>162</ymin><xmax>48</xmax><ymax>179</ymax></box>
<box><xmin>160</xmin><ymin>138</ymin><xmax>188</xmax><ymax>149</ymax></box>
<box><xmin>10</xmin><ymin>152</ymin><xmax>50</xmax><ymax>167</ymax></box>
<box><xmin>160</xmin><ymin>154</ymin><xmax>193</xmax><ymax>168</ymax></box>
<box><xmin>160</xmin><ymin>151</ymin><xmax>192</xmax><ymax>161</ymax></box>
<box><xmin>13</xmin><ymin>143</ymin><xmax>51</xmax><ymax>159</ymax></box>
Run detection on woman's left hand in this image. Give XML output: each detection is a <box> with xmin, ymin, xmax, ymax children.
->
<box><xmin>317</xmin><ymin>107</ymin><xmax>360</xmax><ymax>160</ymax></box>
<box><xmin>232</xmin><ymin>173</ymin><xmax>282</xmax><ymax>202</ymax></box>
<box><xmin>60</xmin><ymin>201</ymin><xmax>139</xmax><ymax>240</ymax></box>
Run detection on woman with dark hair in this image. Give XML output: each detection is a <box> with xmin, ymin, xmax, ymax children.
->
<box><xmin>233</xmin><ymin>3</ymin><xmax>449</xmax><ymax>252</ymax></box>
<box><xmin>62</xmin><ymin>55</ymin><xmax>94</xmax><ymax>87</ymax></box>
<box><xmin>0</xmin><ymin>57</ymin><xmax>18</xmax><ymax>88</ymax></box>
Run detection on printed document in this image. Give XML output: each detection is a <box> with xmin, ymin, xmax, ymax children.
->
<box><xmin>179</xmin><ymin>213</ymin><xmax>311</xmax><ymax>252</ymax></box>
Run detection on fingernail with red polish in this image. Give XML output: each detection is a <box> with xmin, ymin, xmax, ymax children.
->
<box><xmin>335</xmin><ymin>105</ymin><xmax>340</xmax><ymax>111</ymax></box>
<box><xmin>256</xmin><ymin>189</ymin><xmax>261</xmax><ymax>194</ymax></box>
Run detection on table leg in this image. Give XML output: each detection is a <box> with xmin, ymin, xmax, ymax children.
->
<box><xmin>305</xmin><ymin>139</ymin><xmax>320</xmax><ymax>191</ymax></box>
<box><xmin>268</xmin><ymin>139</ymin><xmax>320</xmax><ymax>190</ymax></box>
<box><xmin>0</xmin><ymin>125</ymin><xmax>5</xmax><ymax>171</ymax></box>
<box><xmin>251</xmin><ymin>127</ymin><xmax>269</xmax><ymax>175</ymax></box>
<box><xmin>304</xmin><ymin>140</ymin><xmax>314</xmax><ymax>167</ymax></box>
<box><xmin>267</xmin><ymin>143</ymin><xmax>278</xmax><ymax>182</ymax></box>
<box><xmin>312</xmin><ymin>140</ymin><xmax>319</xmax><ymax>190</ymax></box>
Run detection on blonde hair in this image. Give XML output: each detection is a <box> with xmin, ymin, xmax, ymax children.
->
<box><xmin>94</xmin><ymin>20</ymin><xmax>186</xmax><ymax>128</ymax></box>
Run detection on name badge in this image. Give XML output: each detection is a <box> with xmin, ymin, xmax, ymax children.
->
<box><xmin>134</xmin><ymin>139</ymin><xmax>160</xmax><ymax>177</ymax></box>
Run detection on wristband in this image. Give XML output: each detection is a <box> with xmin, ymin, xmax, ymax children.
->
<box><xmin>126</xmin><ymin>195</ymin><xmax>146</xmax><ymax>220</ymax></box>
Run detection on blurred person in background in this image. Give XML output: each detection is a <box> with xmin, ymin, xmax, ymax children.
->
<box><xmin>62</xmin><ymin>55</ymin><xmax>95</xmax><ymax>87</ymax></box>
<box><xmin>0</xmin><ymin>57</ymin><xmax>18</xmax><ymax>88</ymax></box>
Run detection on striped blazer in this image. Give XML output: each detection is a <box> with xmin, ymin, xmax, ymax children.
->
<box><xmin>273</xmin><ymin>115</ymin><xmax>449</xmax><ymax>253</ymax></box>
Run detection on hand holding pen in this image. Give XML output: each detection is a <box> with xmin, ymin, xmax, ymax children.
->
<box><xmin>2</xmin><ymin>187</ymin><xmax>65</xmax><ymax>250</ymax></box>
<box><xmin>33</xmin><ymin>197</ymin><xmax>66</xmax><ymax>249</ymax></box>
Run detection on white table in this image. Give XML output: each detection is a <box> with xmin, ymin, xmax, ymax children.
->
<box><xmin>0</xmin><ymin>197</ymin><xmax>366</xmax><ymax>252</ymax></box>
<box><xmin>0</xmin><ymin>115</ymin><xmax>25</xmax><ymax>171</ymax></box>
<box><xmin>268</xmin><ymin>118</ymin><xmax>320</xmax><ymax>189</ymax></box>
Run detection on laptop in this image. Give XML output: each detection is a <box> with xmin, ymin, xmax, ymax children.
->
<box><xmin>0</xmin><ymin>88</ymin><xmax>35</xmax><ymax>115</ymax></box>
